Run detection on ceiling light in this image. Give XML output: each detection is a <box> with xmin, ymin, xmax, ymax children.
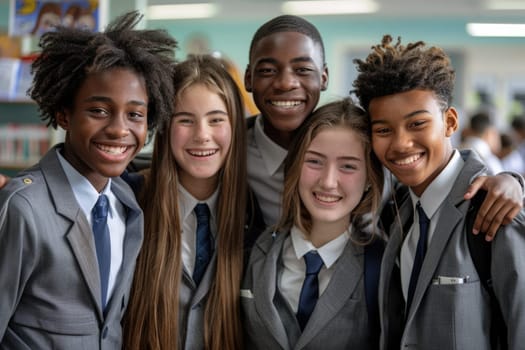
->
<box><xmin>486</xmin><ymin>0</ymin><xmax>525</xmax><ymax>10</ymax></box>
<box><xmin>467</xmin><ymin>23</ymin><xmax>525</xmax><ymax>37</ymax></box>
<box><xmin>147</xmin><ymin>3</ymin><xmax>218</xmax><ymax>20</ymax></box>
<box><xmin>282</xmin><ymin>0</ymin><xmax>379</xmax><ymax>15</ymax></box>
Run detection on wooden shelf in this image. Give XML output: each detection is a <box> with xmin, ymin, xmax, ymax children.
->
<box><xmin>0</xmin><ymin>162</ymin><xmax>36</xmax><ymax>170</ymax></box>
<box><xmin>0</xmin><ymin>97</ymin><xmax>35</xmax><ymax>104</ymax></box>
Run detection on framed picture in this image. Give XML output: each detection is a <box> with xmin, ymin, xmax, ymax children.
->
<box><xmin>9</xmin><ymin>0</ymin><xmax>101</xmax><ymax>37</ymax></box>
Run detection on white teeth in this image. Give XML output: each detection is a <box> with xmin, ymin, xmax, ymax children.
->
<box><xmin>189</xmin><ymin>149</ymin><xmax>217</xmax><ymax>157</ymax></box>
<box><xmin>315</xmin><ymin>193</ymin><xmax>341</xmax><ymax>203</ymax></box>
<box><xmin>270</xmin><ymin>100</ymin><xmax>302</xmax><ymax>108</ymax></box>
<box><xmin>395</xmin><ymin>154</ymin><xmax>421</xmax><ymax>165</ymax></box>
<box><xmin>97</xmin><ymin>144</ymin><xmax>127</xmax><ymax>155</ymax></box>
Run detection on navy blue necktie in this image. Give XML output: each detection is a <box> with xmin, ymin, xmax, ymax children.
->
<box><xmin>406</xmin><ymin>202</ymin><xmax>430</xmax><ymax>311</ymax></box>
<box><xmin>193</xmin><ymin>203</ymin><xmax>213</xmax><ymax>286</ymax></box>
<box><xmin>92</xmin><ymin>194</ymin><xmax>111</xmax><ymax>309</ymax></box>
<box><xmin>296</xmin><ymin>251</ymin><xmax>324</xmax><ymax>331</ymax></box>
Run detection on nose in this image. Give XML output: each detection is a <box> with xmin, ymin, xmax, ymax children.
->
<box><xmin>194</xmin><ymin>120</ymin><xmax>211</xmax><ymax>143</ymax></box>
<box><xmin>105</xmin><ymin>114</ymin><xmax>130</xmax><ymax>139</ymax></box>
<box><xmin>319</xmin><ymin>163</ymin><xmax>338</xmax><ymax>190</ymax></box>
<box><xmin>274</xmin><ymin>69</ymin><xmax>300</xmax><ymax>91</ymax></box>
<box><xmin>391</xmin><ymin>128</ymin><xmax>413</xmax><ymax>151</ymax></box>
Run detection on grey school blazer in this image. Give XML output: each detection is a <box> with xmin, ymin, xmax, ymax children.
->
<box><xmin>379</xmin><ymin>150</ymin><xmax>525</xmax><ymax>350</ymax></box>
<box><xmin>177</xmin><ymin>251</ymin><xmax>217</xmax><ymax>349</ymax></box>
<box><xmin>0</xmin><ymin>145</ymin><xmax>144</xmax><ymax>350</ymax></box>
<box><xmin>242</xmin><ymin>228</ymin><xmax>375</xmax><ymax>350</ymax></box>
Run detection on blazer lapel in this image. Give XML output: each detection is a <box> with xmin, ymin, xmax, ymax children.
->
<box><xmin>253</xmin><ymin>232</ymin><xmax>290</xmax><ymax>350</ymax></box>
<box><xmin>296</xmin><ymin>241</ymin><xmax>362</xmax><ymax>348</ymax></box>
<box><xmin>40</xmin><ymin>148</ymin><xmax>103</xmax><ymax>319</ymax></box>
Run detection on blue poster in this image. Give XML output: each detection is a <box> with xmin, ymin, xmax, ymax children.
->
<box><xmin>9</xmin><ymin>0</ymin><xmax>100</xmax><ymax>36</ymax></box>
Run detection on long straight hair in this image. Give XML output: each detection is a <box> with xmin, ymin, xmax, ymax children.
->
<box><xmin>124</xmin><ymin>55</ymin><xmax>247</xmax><ymax>350</ymax></box>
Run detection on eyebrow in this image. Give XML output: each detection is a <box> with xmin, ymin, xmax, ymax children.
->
<box><xmin>83</xmin><ymin>96</ymin><xmax>147</xmax><ymax>107</ymax></box>
<box><xmin>255</xmin><ymin>56</ymin><xmax>316</xmax><ymax>66</ymax></box>
<box><xmin>173</xmin><ymin>109</ymin><xmax>228</xmax><ymax>117</ymax></box>
<box><xmin>371</xmin><ymin>109</ymin><xmax>430</xmax><ymax>125</ymax></box>
<box><xmin>306</xmin><ymin>150</ymin><xmax>362</xmax><ymax>162</ymax></box>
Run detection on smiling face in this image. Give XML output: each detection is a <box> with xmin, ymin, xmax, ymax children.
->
<box><xmin>245</xmin><ymin>31</ymin><xmax>328</xmax><ymax>148</ymax></box>
<box><xmin>57</xmin><ymin>67</ymin><xmax>148</xmax><ymax>192</ymax></box>
<box><xmin>299</xmin><ymin>126</ymin><xmax>368</xmax><ymax>238</ymax></box>
<box><xmin>369</xmin><ymin>89</ymin><xmax>458</xmax><ymax>196</ymax></box>
<box><xmin>170</xmin><ymin>83</ymin><xmax>232</xmax><ymax>199</ymax></box>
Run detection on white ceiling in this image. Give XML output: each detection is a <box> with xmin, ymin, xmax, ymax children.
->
<box><xmin>146</xmin><ymin>0</ymin><xmax>525</xmax><ymax>20</ymax></box>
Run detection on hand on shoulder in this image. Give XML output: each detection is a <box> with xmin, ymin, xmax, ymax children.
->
<box><xmin>0</xmin><ymin>174</ymin><xmax>9</xmax><ymax>189</ymax></box>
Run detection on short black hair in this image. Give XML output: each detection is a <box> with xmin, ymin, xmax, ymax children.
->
<box><xmin>29</xmin><ymin>10</ymin><xmax>177</xmax><ymax>130</ymax></box>
<box><xmin>352</xmin><ymin>35</ymin><xmax>455</xmax><ymax>112</ymax></box>
<box><xmin>469</xmin><ymin>112</ymin><xmax>493</xmax><ymax>134</ymax></box>
<box><xmin>511</xmin><ymin>115</ymin><xmax>525</xmax><ymax>132</ymax></box>
<box><xmin>248</xmin><ymin>15</ymin><xmax>325</xmax><ymax>64</ymax></box>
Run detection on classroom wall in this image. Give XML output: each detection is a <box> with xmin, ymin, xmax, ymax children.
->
<box><xmin>2</xmin><ymin>3</ymin><xmax>525</xmax><ymax>125</ymax></box>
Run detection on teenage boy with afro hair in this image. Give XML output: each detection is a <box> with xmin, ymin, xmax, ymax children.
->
<box><xmin>353</xmin><ymin>34</ymin><xmax>525</xmax><ymax>350</ymax></box>
<box><xmin>0</xmin><ymin>11</ymin><xmax>176</xmax><ymax>349</ymax></box>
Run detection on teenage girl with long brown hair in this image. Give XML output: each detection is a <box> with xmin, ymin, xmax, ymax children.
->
<box><xmin>124</xmin><ymin>54</ymin><xmax>247</xmax><ymax>350</ymax></box>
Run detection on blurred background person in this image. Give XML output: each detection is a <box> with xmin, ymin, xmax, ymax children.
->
<box><xmin>460</xmin><ymin>111</ymin><xmax>503</xmax><ymax>175</ymax></box>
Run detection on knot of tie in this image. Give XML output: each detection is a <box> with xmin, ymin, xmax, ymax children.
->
<box><xmin>194</xmin><ymin>203</ymin><xmax>210</xmax><ymax>222</ymax></box>
<box><xmin>304</xmin><ymin>251</ymin><xmax>324</xmax><ymax>275</ymax></box>
<box><xmin>93</xmin><ymin>195</ymin><xmax>109</xmax><ymax>221</ymax></box>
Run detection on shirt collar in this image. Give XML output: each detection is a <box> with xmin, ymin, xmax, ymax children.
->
<box><xmin>253</xmin><ymin>115</ymin><xmax>288</xmax><ymax>176</ymax></box>
<box><xmin>56</xmin><ymin>148</ymin><xmax>113</xmax><ymax>218</ymax></box>
<box><xmin>409</xmin><ymin>149</ymin><xmax>464</xmax><ymax>219</ymax></box>
<box><xmin>178</xmin><ymin>182</ymin><xmax>219</xmax><ymax>223</ymax></box>
<box><xmin>290</xmin><ymin>225</ymin><xmax>351</xmax><ymax>268</ymax></box>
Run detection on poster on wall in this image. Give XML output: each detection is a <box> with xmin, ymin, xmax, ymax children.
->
<box><xmin>9</xmin><ymin>0</ymin><xmax>101</xmax><ymax>37</ymax></box>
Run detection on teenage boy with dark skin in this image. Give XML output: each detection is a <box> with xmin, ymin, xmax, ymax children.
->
<box><xmin>244</xmin><ymin>15</ymin><xmax>523</xmax><ymax>239</ymax></box>
<box><xmin>0</xmin><ymin>11</ymin><xmax>176</xmax><ymax>348</ymax></box>
<box><xmin>353</xmin><ymin>35</ymin><xmax>525</xmax><ymax>349</ymax></box>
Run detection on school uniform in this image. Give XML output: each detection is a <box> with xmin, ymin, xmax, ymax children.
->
<box><xmin>0</xmin><ymin>144</ymin><xmax>143</xmax><ymax>350</ymax></box>
<box><xmin>379</xmin><ymin>149</ymin><xmax>525</xmax><ymax>350</ymax></box>
<box><xmin>242</xmin><ymin>225</ymin><xmax>377</xmax><ymax>350</ymax></box>
<box><xmin>177</xmin><ymin>185</ymin><xmax>218</xmax><ymax>350</ymax></box>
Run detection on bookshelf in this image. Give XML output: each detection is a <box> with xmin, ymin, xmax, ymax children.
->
<box><xmin>0</xmin><ymin>100</ymin><xmax>62</xmax><ymax>177</ymax></box>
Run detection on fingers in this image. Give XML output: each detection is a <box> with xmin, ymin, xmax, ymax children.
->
<box><xmin>472</xmin><ymin>190</ymin><xmax>523</xmax><ymax>241</ymax></box>
<box><xmin>464</xmin><ymin>175</ymin><xmax>487</xmax><ymax>200</ymax></box>
<box><xmin>0</xmin><ymin>174</ymin><xmax>8</xmax><ymax>189</ymax></box>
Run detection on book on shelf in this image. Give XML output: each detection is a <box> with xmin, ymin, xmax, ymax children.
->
<box><xmin>0</xmin><ymin>123</ymin><xmax>50</xmax><ymax>167</ymax></box>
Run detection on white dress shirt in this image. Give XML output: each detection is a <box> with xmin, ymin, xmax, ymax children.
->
<box><xmin>279</xmin><ymin>225</ymin><xmax>351</xmax><ymax>313</ymax></box>
<box><xmin>57</xmin><ymin>149</ymin><xmax>126</xmax><ymax>302</ymax></box>
<box><xmin>178</xmin><ymin>184</ymin><xmax>218</xmax><ymax>275</ymax></box>
<box><xmin>400</xmin><ymin>150</ymin><xmax>464</xmax><ymax>301</ymax></box>
<box><xmin>247</xmin><ymin>115</ymin><xmax>288</xmax><ymax>226</ymax></box>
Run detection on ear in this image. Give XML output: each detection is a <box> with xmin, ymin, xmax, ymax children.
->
<box><xmin>444</xmin><ymin>107</ymin><xmax>459</xmax><ymax>137</ymax></box>
<box><xmin>320</xmin><ymin>64</ymin><xmax>329</xmax><ymax>91</ymax></box>
<box><xmin>244</xmin><ymin>65</ymin><xmax>252</xmax><ymax>92</ymax></box>
<box><xmin>56</xmin><ymin>110</ymin><xmax>70</xmax><ymax>131</ymax></box>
